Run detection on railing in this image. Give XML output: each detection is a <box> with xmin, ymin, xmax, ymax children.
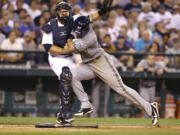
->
<box><xmin>0</xmin><ymin>49</ymin><xmax>180</xmax><ymax>56</ymax></box>
<box><xmin>0</xmin><ymin>50</ymin><xmax>179</xmax><ymax>70</ymax></box>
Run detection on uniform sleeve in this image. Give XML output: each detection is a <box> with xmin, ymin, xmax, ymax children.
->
<box><xmin>137</xmin><ymin>60</ymin><xmax>148</xmax><ymax>69</ymax></box>
<box><xmin>155</xmin><ymin>62</ymin><xmax>165</xmax><ymax>71</ymax></box>
<box><xmin>72</xmin><ymin>39</ymin><xmax>88</xmax><ymax>52</ymax></box>
<box><xmin>41</xmin><ymin>32</ymin><xmax>53</xmax><ymax>45</ymax></box>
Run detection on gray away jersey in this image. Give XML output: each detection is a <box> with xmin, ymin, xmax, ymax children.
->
<box><xmin>137</xmin><ymin>59</ymin><xmax>165</xmax><ymax>87</ymax></box>
<box><xmin>72</xmin><ymin>26</ymin><xmax>104</xmax><ymax>63</ymax></box>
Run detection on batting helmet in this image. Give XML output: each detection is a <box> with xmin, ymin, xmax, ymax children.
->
<box><xmin>73</xmin><ymin>16</ymin><xmax>90</xmax><ymax>37</ymax></box>
<box><xmin>55</xmin><ymin>1</ymin><xmax>72</xmax><ymax>24</ymax></box>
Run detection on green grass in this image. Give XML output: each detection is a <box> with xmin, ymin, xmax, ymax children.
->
<box><xmin>0</xmin><ymin>117</ymin><xmax>180</xmax><ymax>135</ymax></box>
<box><xmin>0</xmin><ymin>117</ymin><xmax>180</xmax><ymax>126</ymax></box>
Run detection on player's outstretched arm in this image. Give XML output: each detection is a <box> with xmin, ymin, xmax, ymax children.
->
<box><xmin>89</xmin><ymin>0</ymin><xmax>113</xmax><ymax>22</ymax></box>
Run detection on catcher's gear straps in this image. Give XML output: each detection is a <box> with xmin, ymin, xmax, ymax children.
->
<box><xmin>59</xmin><ymin>66</ymin><xmax>73</xmax><ymax>110</ymax></box>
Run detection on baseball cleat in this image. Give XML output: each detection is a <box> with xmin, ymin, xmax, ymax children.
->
<box><xmin>74</xmin><ymin>108</ymin><xmax>93</xmax><ymax>117</ymax></box>
<box><xmin>56</xmin><ymin>119</ymin><xmax>72</xmax><ymax>126</ymax></box>
<box><xmin>151</xmin><ymin>102</ymin><xmax>159</xmax><ymax>126</ymax></box>
<box><xmin>56</xmin><ymin>112</ymin><xmax>74</xmax><ymax>124</ymax></box>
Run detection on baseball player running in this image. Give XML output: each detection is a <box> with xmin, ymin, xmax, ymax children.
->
<box><xmin>55</xmin><ymin>14</ymin><xmax>159</xmax><ymax>126</ymax></box>
<box><xmin>41</xmin><ymin>0</ymin><xmax>113</xmax><ymax>125</ymax></box>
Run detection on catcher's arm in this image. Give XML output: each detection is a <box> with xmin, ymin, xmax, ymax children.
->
<box><xmin>49</xmin><ymin>45</ymin><xmax>73</xmax><ymax>55</ymax></box>
<box><xmin>89</xmin><ymin>0</ymin><xmax>113</xmax><ymax>22</ymax></box>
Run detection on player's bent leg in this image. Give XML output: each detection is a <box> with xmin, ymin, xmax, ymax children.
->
<box><xmin>71</xmin><ymin>65</ymin><xmax>95</xmax><ymax>117</ymax></box>
<box><xmin>57</xmin><ymin>66</ymin><xmax>74</xmax><ymax>125</ymax></box>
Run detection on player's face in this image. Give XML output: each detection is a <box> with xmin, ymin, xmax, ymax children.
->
<box><xmin>147</xmin><ymin>55</ymin><xmax>155</xmax><ymax>66</ymax></box>
<box><xmin>57</xmin><ymin>9</ymin><xmax>70</xmax><ymax>17</ymax></box>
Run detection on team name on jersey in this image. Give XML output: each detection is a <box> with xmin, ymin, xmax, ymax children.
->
<box><xmin>60</xmin><ymin>31</ymin><xmax>67</xmax><ymax>36</ymax></box>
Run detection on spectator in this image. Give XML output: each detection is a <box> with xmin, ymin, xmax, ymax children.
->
<box><xmin>13</xmin><ymin>21</ymin><xmax>21</xmax><ymax>37</ymax></box>
<box><xmin>116</xmin><ymin>0</ymin><xmax>131</xmax><ymax>7</ymax></box>
<box><xmin>135</xmin><ymin>31</ymin><xmax>153</xmax><ymax>52</ymax></box>
<box><xmin>12</xmin><ymin>0</ymin><xmax>29</xmax><ymax>12</ymax></box>
<box><xmin>138</xmin><ymin>2</ymin><xmax>156</xmax><ymax>30</ymax></box>
<box><xmin>166</xmin><ymin>38</ymin><xmax>180</xmax><ymax>67</ymax></box>
<box><xmin>151</xmin><ymin>0</ymin><xmax>160</xmax><ymax>12</ymax></box>
<box><xmin>22</xmin><ymin>31</ymin><xmax>36</xmax><ymax>63</ymax></box>
<box><xmin>161</xmin><ymin>33</ymin><xmax>171</xmax><ymax>52</ymax></box>
<box><xmin>107</xmin><ymin>17</ymin><xmax>120</xmax><ymax>43</ymax></box>
<box><xmin>152</xmin><ymin>22</ymin><xmax>169</xmax><ymax>39</ymax></box>
<box><xmin>34</xmin><ymin>17</ymin><xmax>46</xmax><ymax>42</ymax></box>
<box><xmin>114</xmin><ymin>6</ymin><xmax>127</xmax><ymax>27</ymax></box>
<box><xmin>2</xmin><ymin>0</ymin><xmax>9</xmax><ymax>10</ymax></box>
<box><xmin>101</xmin><ymin>34</ymin><xmax>116</xmax><ymax>53</ymax></box>
<box><xmin>138</xmin><ymin>21</ymin><xmax>152</xmax><ymax>39</ymax></box>
<box><xmin>149</xmin><ymin>42</ymin><xmax>160</xmax><ymax>53</ymax></box>
<box><xmin>7</xmin><ymin>3</ymin><xmax>19</xmax><ymax>22</ymax></box>
<box><xmin>40</xmin><ymin>3</ymin><xmax>49</xmax><ymax>12</ymax></box>
<box><xmin>89</xmin><ymin>0</ymin><xmax>97</xmax><ymax>12</ymax></box>
<box><xmin>155</xmin><ymin>4</ymin><xmax>172</xmax><ymax>26</ymax></box>
<box><xmin>0</xmin><ymin>30</ymin><xmax>23</xmax><ymax>63</ymax></box>
<box><xmin>164</xmin><ymin>0</ymin><xmax>174</xmax><ymax>13</ymax></box>
<box><xmin>34</xmin><ymin>10</ymin><xmax>51</xmax><ymax>26</ymax></box>
<box><xmin>1</xmin><ymin>10</ymin><xmax>13</xmax><ymax>37</ymax></box>
<box><xmin>118</xmin><ymin>26</ymin><xmax>134</xmax><ymax>48</ymax></box>
<box><xmin>99</xmin><ymin>23</ymin><xmax>108</xmax><ymax>42</ymax></box>
<box><xmin>31</xmin><ymin>30</ymin><xmax>38</xmax><ymax>44</ymax></box>
<box><xmin>41</xmin><ymin>10</ymin><xmax>51</xmax><ymax>23</ymax></box>
<box><xmin>130</xmin><ymin>8</ymin><xmax>140</xmax><ymax>27</ymax></box>
<box><xmin>17</xmin><ymin>9</ymin><xmax>27</xmax><ymax>23</ymax></box>
<box><xmin>0</xmin><ymin>21</ymin><xmax>6</xmax><ymax>47</ymax></box>
<box><xmin>73</xmin><ymin>5</ymin><xmax>81</xmax><ymax>15</ymax></box>
<box><xmin>93</xmin><ymin>24</ymin><xmax>102</xmax><ymax>45</ymax></box>
<box><xmin>149</xmin><ymin>42</ymin><xmax>165</xmax><ymax>62</ymax></box>
<box><xmin>81</xmin><ymin>2</ymin><xmax>92</xmax><ymax>16</ymax></box>
<box><xmin>135</xmin><ymin>54</ymin><xmax>167</xmax><ymax>117</ymax></box>
<box><xmin>20</xmin><ymin>15</ymin><xmax>33</xmax><ymax>35</ymax></box>
<box><xmin>27</xmin><ymin>0</ymin><xmax>42</xmax><ymax>21</ymax></box>
<box><xmin>116</xmin><ymin>35</ymin><xmax>135</xmax><ymax>68</ymax></box>
<box><xmin>127</xmin><ymin>17</ymin><xmax>139</xmax><ymax>43</ymax></box>
<box><xmin>124</xmin><ymin>0</ymin><xmax>141</xmax><ymax>13</ymax></box>
<box><xmin>166</xmin><ymin>5</ymin><xmax>180</xmax><ymax>31</ymax></box>
<box><xmin>178</xmin><ymin>31</ymin><xmax>180</xmax><ymax>43</ymax></box>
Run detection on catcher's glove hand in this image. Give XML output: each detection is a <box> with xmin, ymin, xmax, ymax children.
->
<box><xmin>98</xmin><ymin>0</ymin><xmax>113</xmax><ymax>16</ymax></box>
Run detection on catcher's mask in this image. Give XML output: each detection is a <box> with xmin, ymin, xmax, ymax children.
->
<box><xmin>73</xmin><ymin>16</ymin><xmax>90</xmax><ymax>37</ymax></box>
<box><xmin>55</xmin><ymin>1</ymin><xmax>72</xmax><ymax>24</ymax></box>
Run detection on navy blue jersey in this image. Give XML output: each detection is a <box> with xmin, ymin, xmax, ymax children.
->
<box><xmin>42</xmin><ymin>17</ymin><xmax>74</xmax><ymax>48</ymax></box>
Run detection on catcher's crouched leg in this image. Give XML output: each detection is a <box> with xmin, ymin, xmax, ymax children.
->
<box><xmin>57</xmin><ymin>66</ymin><xmax>74</xmax><ymax>125</ymax></box>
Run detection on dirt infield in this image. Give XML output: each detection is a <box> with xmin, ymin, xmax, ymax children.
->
<box><xmin>0</xmin><ymin>125</ymin><xmax>180</xmax><ymax>133</ymax></box>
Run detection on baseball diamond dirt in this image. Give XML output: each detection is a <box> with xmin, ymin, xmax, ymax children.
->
<box><xmin>0</xmin><ymin>117</ymin><xmax>180</xmax><ymax>135</ymax></box>
<box><xmin>0</xmin><ymin>125</ymin><xmax>180</xmax><ymax>133</ymax></box>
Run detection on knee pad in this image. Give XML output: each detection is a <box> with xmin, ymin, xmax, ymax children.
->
<box><xmin>59</xmin><ymin>67</ymin><xmax>73</xmax><ymax>111</ymax></box>
<box><xmin>60</xmin><ymin>66</ymin><xmax>72</xmax><ymax>83</ymax></box>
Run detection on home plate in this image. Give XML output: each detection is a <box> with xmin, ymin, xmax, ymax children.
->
<box><xmin>35</xmin><ymin>123</ymin><xmax>98</xmax><ymax>128</ymax></box>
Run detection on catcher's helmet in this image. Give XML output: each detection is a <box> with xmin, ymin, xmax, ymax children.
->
<box><xmin>73</xmin><ymin>16</ymin><xmax>90</xmax><ymax>37</ymax></box>
<box><xmin>55</xmin><ymin>1</ymin><xmax>72</xmax><ymax>24</ymax></box>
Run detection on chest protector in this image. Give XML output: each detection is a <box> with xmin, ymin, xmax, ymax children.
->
<box><xmin>42</xmin><ymin>18</ymin><xmax>74</xmax><ymax>48</ymax></box>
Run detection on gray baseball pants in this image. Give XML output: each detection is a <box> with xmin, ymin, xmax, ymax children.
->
<box><xmin>71</xmin><ymin>53</ymin><xmax>152</xmax><ymax>116</ymax></box>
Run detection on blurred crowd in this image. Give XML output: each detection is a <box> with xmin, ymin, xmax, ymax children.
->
<box><xmin>0</xmin><ymin>0</ymin><xmax>180</xmax><ymax>69</ymax></box>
